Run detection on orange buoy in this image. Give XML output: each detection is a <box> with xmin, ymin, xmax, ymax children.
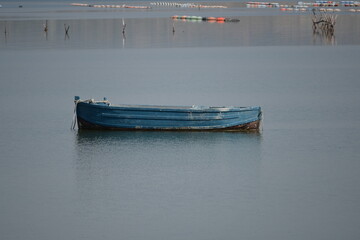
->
<box><xmin>216</xmin><ymin>17</ymin><xmax>225</xmax><ymax>21</ymax></box>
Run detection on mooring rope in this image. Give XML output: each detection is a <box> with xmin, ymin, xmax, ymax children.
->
<box><xmin>71</xmin><ymin>98</ymin><xmax>110</xmax><ymax>130</ymax></box>
<box><xmin>259</xmin><ymin>110</ymin><xmax>264</xmax><ymax>132</ymax></box>
<box><xmin>71</xmin><ymin>100</ymin><xmax>79</xmax><ymax>130</ymax></box>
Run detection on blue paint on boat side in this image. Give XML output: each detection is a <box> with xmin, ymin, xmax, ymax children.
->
<box><xmin>74</xmin><ymin>97</ymin><xmax>262</xmax><ymax>131</ymax></box>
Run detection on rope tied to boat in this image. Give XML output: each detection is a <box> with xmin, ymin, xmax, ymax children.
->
<box><xmin>71</xmin><ymin>96</ymin><xmax>111</xmax><ymax>130</ymax></box>
<box><xmin>71</xmin><ymin>99</ymin><xmax>80</xmax><ymax>130</ymax></box>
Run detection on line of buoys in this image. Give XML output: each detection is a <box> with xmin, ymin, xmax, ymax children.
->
<box><xmin>319</xmin><ymin>7</ymin><xmax>342</xmax><ymax>11</ymax></box>
<box><xmin>171</xmin><ymin>15</ymin><xmax>240</xmax><ymax>22</ymax></box>
<box><xmin>341</xmin><ymin>1</ymin><xmax>360</xmax><ymax>7</ymax></box>
<box><xmin>246</xmin><ymin>2</ymin><xmax>280</xmax><ymax>8</ymax></box>
<box><xmin>198</xmin><ymin>5</ymin><xmax>228</xmax><ymax>8</ymax></box>
<box><xmin>298</xmin><ymin>1</ymin><xmax>339</xmax><ymax>7</ymax></box>
<box><xmin>151</xmin><ymin>2</ymin><xmax>227</xmax><ymax>8</ymax></box>
<box><xmin>279</xmin><ymin>6</ymin><xmax>344</xmax><ymax>11</ymax></box>
<box><xmin>71</xmin><ymin>3</ymin><xmax>90</xmax><ymax>7</ymax></box>
<box><xmin>123</xmin><ymin>5</ymin><xmax>151</xmax><ymax>9</ymax></box>
<box><xmin>280</xmin><ymin>7</ymin><xmax>312</xmax><ymax>11</ymax></box>
<box><xmin>297</xmin><ymin>1</ymin><xmax>360</xmax><ymax>7</ymax></box>
<box><xmin>206</xmin><ymin>17</ymin><xmax>216</xmax><ymax>21</ymax></box>
<box><xmin>151</xmin><ymin>2</ymin><xmax>197</xmax><ymax>7</ymax></box>
<box><xmin>279</xmin><ymin>6</ymin><xmax>360</xmax><ymax>11</ymax></box>
<box><xmin>71</xmin><ymin>3</ymin><xmax>151</xmax><ymax>9</ymax></box>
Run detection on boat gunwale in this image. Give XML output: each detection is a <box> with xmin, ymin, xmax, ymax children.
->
<box><xmin>77</xmin><ymin>101</ymin><xmax>261</xmax><ymax>113</ymax></box>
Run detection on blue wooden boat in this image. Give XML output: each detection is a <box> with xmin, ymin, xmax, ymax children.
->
<box><xmin>73</xmin><ymin>96</ymin><xmax>262</xmax><ymax>131</ymax></box>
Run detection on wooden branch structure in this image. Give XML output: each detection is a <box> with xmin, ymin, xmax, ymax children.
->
<box><xmin>312</xmin><ymin>9</ymin><xmax>337</xmax><ymax>36</ymax></box>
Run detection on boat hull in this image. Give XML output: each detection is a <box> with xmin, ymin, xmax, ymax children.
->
<box><xmin>75</xmin><ymin>100</ymin><xmax>262</xmax><ymax>131</ymax></box>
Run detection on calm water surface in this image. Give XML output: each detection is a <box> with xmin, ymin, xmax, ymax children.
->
<box><xmin>1</xmin><ymin>2</ymin><xmax>360</xmax><ymax>240</ymax></box>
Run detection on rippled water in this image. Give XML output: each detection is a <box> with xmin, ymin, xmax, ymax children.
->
<box><xmin>1</xmin><ymin>2</ymin><xmax>360</xmax><ymax>240</ymax></box>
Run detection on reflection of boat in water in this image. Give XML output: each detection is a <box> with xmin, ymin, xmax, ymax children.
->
<box><xmin>74</xmin><ymin>129</ymin><xmax>263</xmax><ymax>201</ymax></box>
<box><xmin>75</xmin><ymin>129</ymin><xmax>262</xmax><ymax>163</ymax></box>
<box><xmin>73</xmin><ymin>96</ymin><xmax>262</xmax><ymax>131</ymax></box>
<box><xmin>76</xmin><ymin>128</ymin><xmax>261</xmax><ymax>143</ymax></box>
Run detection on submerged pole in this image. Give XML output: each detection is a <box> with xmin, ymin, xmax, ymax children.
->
<box><xmin>43</xmin><ymin>20</ymin><xmax>48</xmax><ymax>32</ymax></box>
<box><xmin>122</xmin><ymin>18</ymin><xmax>126</xmax><ymax>35</ymax></box>
<box><xmin>64</xmin><ymin>24</ymin><xmax>70</xmax><ymax>36</ymax></box>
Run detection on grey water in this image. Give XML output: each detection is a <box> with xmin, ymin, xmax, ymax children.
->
<box><xmin>1</xmin><ymin>2</ymin><xmax>360</xmax><ymax>240</ymax></box>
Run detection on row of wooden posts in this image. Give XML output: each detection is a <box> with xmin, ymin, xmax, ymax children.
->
<box><xmin>3</xmin><ymin>13</ymin><xmax>337</xmax><ymax>38</ymax></box>
<box><xmin>3</xmin><ymin>20</ymin><xmax>72</xmax><ymax>37</ymax></box>
<box><xmin>2</xmin><ymin>21</ymin><xmax>125</xmax><ymax>37</ymax></box>
<box><xmin>2</xmin><ymin>19</ymin><xmax>178</xmax><ymax>38</ymax></box>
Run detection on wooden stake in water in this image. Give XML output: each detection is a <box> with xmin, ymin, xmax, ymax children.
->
<box><xmin>122</xmin><ymin>18</ymin><xmax>126</xmax><ymax>35</ymax></box>
<box><xmin>64</xmin><ymin>24</ymin><xmax>70</xmax><ymax>36</ymax></box>
<box><xmin>43</xmin><ymin>20</ymin><xmax>48</xmax><ymax>32</ymax></box>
